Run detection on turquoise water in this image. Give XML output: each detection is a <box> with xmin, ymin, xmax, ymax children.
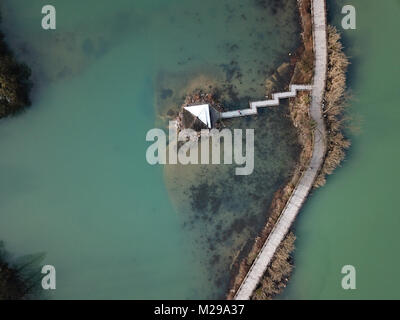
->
<box><xmin>283</xmin><ymin>0</ymin><xmax>400</xmax><ymax>299</ymax></box>
<box><xmin>0</xmin><ymin>0</ymin><xmax>301</xmax><ymax>298</ymax></box>
<box><xmin>0</xmin><ymin>11</ymin><xmax>202</xmax><ymax>299</ymax></box>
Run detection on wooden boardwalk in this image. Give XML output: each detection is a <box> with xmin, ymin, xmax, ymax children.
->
<box><xmin>220</xmin><ymin>85</ymin><xmax>313</xmax><ymax>119</ymax></box>
<box><xmin>234</xmin><ymin>0</ymin><xmax>328</xmax><ymax>300</ymax></box>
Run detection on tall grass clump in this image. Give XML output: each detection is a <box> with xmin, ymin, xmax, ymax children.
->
<box><xmin>314</xmin><ymin>25</ymin><xmax>351</xmax><ymax>187</ymax></box>
<box><xmin>251</xmin><ymin>232</ymin><xmax>296</xmax><ymax>300</ymax></box>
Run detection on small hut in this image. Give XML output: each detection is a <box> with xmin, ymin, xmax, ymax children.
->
<box><xmin>179</xmin><ymin>103</ymin><xmax>220</xmax><ymax>131</ymax></box>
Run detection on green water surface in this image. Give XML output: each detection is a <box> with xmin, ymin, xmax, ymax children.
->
<box><xmin>283</xmin><ymin>0</ymin><xmax>400</xmax><ymax>299</ymax></box>
<box><xmin>0</xmin><ymin>0</ymin><xmax>301</xmax><ymax>299</ymax></box>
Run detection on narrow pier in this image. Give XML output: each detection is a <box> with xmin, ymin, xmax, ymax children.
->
<box><xmin>234</xmin><ymin>0</ymin><xmax>328</xmax><ymax>300</ymax></box>
<box><xmin>220</xmin><ymin>85</ymin><xmax>313</xmax><ymax>119</ymax></box>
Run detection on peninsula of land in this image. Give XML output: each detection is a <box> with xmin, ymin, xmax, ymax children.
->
<box><xmin>228</xmin><ymin>0</ymin><xmax>350</xmax><ymax>300</ymax></box>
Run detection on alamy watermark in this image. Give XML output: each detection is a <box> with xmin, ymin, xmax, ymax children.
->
<box><xmin>146</xmin><ymin>122</ymin><xmax>255</xmax><ymax>176</ymax></box>
<box><xmin>41</xmin><ymin>5</ymin><xmax>56</xmax><ymax>30</ymax></box>
<box><xmin>341</xmin><ymin>5</ymin><xmax>356</xmax><ymax>30</ymax></box>
<box><xmin>41</xmin><ymin>265</ymin><xmax>56</xmax><ymax>290</ymax></box>
<box><xmin>341</xmin><ymin>265</ymin><xmax>356</xmax><ymax>290</ymax></box>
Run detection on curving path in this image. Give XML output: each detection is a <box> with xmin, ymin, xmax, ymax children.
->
<box><xmin>234</xmin><ymin>0</ymin><xmax>327</xmax><ymax>300</ymax></box>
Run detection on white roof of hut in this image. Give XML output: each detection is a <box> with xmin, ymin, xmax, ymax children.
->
<box><xmin>183</xmin><ymin>104</ymin><xmax>212</xmax><ymax>129</ymax></box>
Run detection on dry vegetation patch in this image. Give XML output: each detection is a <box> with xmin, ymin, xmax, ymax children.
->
<box><xmin>251</xmin><ymin>232</ymin><xmax>296</xmax><ymax>300</ymax></box>
<box><xmin>314</xmin><ymin>25</ymin><xmax>350</xmax><ymax>187</ymax></box>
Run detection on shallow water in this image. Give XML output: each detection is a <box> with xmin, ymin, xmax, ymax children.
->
<box><xmin>165</xmin><ymin>104</ymin><xmax>300</xmax><ymax>296</ymax></box>
<box><xmin>283</xmin><ymin>0</ymin><xmax>400</xmax><ymax>299</ymax></box>
<box><xmin>0</xmin><ymin>0</ymin><xmax>302</xmax><ymax>298</ymax></box>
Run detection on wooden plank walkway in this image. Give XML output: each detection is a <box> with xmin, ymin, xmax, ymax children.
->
<box><xmin>233</xmin><ymin>0</ymin><xmax>328</xmax><ymax>300</ymax></box>
<box><xmin>220</xmin><ymin>85</ymin><xmax>313</xmax><ymax>119</ymax></box>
